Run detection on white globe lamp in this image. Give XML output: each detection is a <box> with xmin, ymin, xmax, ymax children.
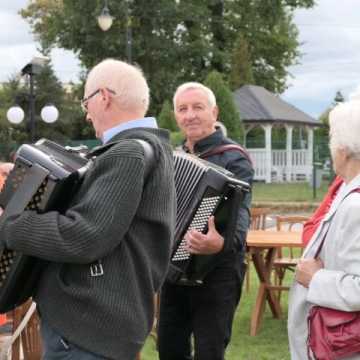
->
<box><xmin>41</xmin><ymin>104</ymin><xmax>59</xmax><ymax>124</ymax></box>
<box><xmin>98</xmin><ymin>3</ymin><xmax>113</xmax><ymax>31</ymax></box>
<box><xmin>7</xmin><ymin>106</ymin><xmax>25</xmax><ymax>124</ymax></box>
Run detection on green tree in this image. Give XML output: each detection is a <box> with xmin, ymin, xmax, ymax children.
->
<box><xmin>158</xmin><ymin>100</ymin><xmax>177</xmax><ymax>132</ymax></box>
<box><xmin>204</xmin><ymin>71</ymin><xmax>243</xmax><ymax>142</ymax></box>
<box><xmin>314</xmin><ymin>90</ymin><xmax>345</xmax><ymax>173</ymax></box>
<box><xmin>20</xmin><ymin>0</ymin><xmax>315</xmax><ymax>112</ymax></box>
<box><xmin>158</xmin><ymin>100</ymin><xmax>183</xmax><ymax>147</ymax></box>
<box><xmin>229</xmin><ymin>34</ymin><xmax>254</xmax><ymax>90</ymax></box>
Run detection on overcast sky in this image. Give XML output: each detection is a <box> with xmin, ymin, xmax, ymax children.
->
<box><xmin>0</xmin><ymin>0</ymin><xmax>359</xmax><ymax>118</ymax></box>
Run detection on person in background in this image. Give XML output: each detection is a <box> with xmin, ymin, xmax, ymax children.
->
<box><xmin>0</xmin><ymin>162</ymin><xmax>14</xmax><ymax>191</ymax></box>
<box><xmin>301</xmin><ymin>175</ymin><xmax>343</xmax><ymax>245</ymax></box>
<box><xmin>288</xmin><ymin>94</ymin><xmax>360</xmax><ymax>359</ymax></box>
<box><xmin>0</xmin><ymin>162</ymin><xmax>14</xmax><ymax>329</ymax></box>
<box><xmin>157</xmin><ymin>82</ymin><xmax>254</xmax><ymax>360</ymax></box>
<box><xmin>0</xmin><ymin>59</ymin><xmax>176</xmax><ymax>360</ymax></box>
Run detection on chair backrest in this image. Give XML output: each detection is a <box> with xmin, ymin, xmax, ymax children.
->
<box><xmin>21</xmin><ymin>311</ymin><xmax>41</xmax><ymax>360</ymax></box>
<box><xmin>11</xmin><ymin>300</ymin><xmax>42</xmax><ymax>360</ymax></box>
<box><xmin>275</xmin><ymin>215</ymin><xmax>309</xmax><ymax>258</ymax></box>
<box><xmin>250</xmin><ymin>207</ymin><xmax>271</xmax><ymax>230</ymax></box>
<box><xmin>276</xmin><ymin>215</ymin><xmax>309</xmax><ymax>232</ymax></box>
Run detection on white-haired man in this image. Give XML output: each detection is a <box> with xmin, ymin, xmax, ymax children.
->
<box><xmin>157</xmin><ymin>82</ymin><xmax>254</xmax><ymax>360</ymax></box>
<box><xmin>0</xmin><ymin>59</ymin><xmax>176</xmax><ymax>359</ymax></box>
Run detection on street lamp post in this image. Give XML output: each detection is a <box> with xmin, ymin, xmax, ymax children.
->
<box><xmin>6</xmin><ymin>58</ymin><xmax>59</xmax><ymax>143</ymax></box>
<box><xmin>28</xmin><ymin>63</ymin><xmax>36</xmax><ymax>142</ymax></box>
<box><xmin>125</xmin><ymin>4</ymin><xmax>132</xmax><ymax>64</ymax></box>
<box><xmin>97</xmin><ymin>0</ymin><xmax>132</xmax><ymax>63</ymax></box>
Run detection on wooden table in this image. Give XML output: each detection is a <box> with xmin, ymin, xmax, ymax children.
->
<box><xmin>246</xmin><ymin>230</ymin><xmax>303</xmax><ymax>336</ymax></box>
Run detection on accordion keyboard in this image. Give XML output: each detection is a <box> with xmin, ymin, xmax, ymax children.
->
<box><xmin>172</xmin><ymin>195</ymin><xmax>221</xmax><ymax>262</ymax></box>
<box><xmin>0</xmin><ymin>251</ymin><xmax>15</xmax><ymax>287</ymax></box>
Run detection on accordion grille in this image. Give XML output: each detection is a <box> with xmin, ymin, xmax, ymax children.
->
<box><xmin>0</xmin><ymin>169</ymin><xmax>49</xmax><ymax>289</ymax></box>
<box><xmin>174</xmin><ymin>152</ymin><xmax>206</xmax><ymax>236</ymax></box>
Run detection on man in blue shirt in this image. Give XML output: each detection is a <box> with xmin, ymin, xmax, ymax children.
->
<box><xmin>0</xmin><ymin>59</ymin><xmax>176</xmax><ymax>360</ymax></box>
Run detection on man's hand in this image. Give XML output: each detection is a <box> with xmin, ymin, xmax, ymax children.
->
<box><xmin>185</xmin><ymin>216</ymin><xmax>224</xmax><ymax>255</ymax></box>
<box><xmin>0</xmin><ymin>163</ymin><xmax>14</xmax><ymax>178</ymax></box>
<box><xmin>0</xmin><ymin>207</ymin><xmax>3</xmax><ymax>217</ymax></box>
<box><xmin>295</xmin><ymin>258</ymin><xmax>324</xmax><ymax>288</ymax></box>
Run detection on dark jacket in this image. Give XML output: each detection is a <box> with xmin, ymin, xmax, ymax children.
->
<box><xmin>183</xmin><ymin>128</ymin><xmax>254</xmax><ymax>278</ymax></box>
<box><xmin>0</xmin><ymin>127</ymin><xmax>176</xmax><ymax>360</ymax></box>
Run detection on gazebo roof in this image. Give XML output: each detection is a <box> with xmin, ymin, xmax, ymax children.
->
<box><xmin>233</xmin><ymin>85</ymin><xmax>320</xmax><ymax>126</ymax></box>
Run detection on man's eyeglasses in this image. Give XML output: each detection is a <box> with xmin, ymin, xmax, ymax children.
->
<box><xmin>81</xmin><ymin>88</ymin><xmax>116</xmax><ymax>113</ymax></box>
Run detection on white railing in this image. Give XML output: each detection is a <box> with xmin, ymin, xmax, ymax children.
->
<box><xmin>248</xmin><ymin>149</ymin><xmax>311</xmax><ymax>182</ymax></box>
<box><xmin>247</xmin><ymin>149</ymin><xmax>267</xmax><ymax>181</ymax></box>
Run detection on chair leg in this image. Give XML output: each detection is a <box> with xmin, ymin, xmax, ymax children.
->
<box><xmin>244</xmin><ymin>253</ymin><xmax>251</xmax><ymax>292</ymax></box>
<box><xmin>245</xmin><ymin>263</ymin><xmax>250</xmax><ymax>292</ymax></box>
<box><xmin>274</xmin><ymin>267</ymin><xmax>286</xmax><ymax>302</ymax></box>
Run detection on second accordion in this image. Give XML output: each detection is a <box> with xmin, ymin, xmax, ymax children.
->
<box><xmin>0</xmin><ymin>139</ymin><xmax>89</xmax><ymax>313</ymax></box>
<box><xmin>167</xmin><ymin>151</ymin><xmax>250</xmax><ymax>286</ymax></box>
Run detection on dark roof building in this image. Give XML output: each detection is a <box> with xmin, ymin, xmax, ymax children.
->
<box><xmin>233</xmin><ymin>84</ymin><xmax>320</xmax><ymax>126</ymax></box>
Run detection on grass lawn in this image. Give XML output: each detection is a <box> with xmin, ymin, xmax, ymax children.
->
<box><xmin>140</xmin><ymin>262</ymin><xmax>295</xmax><ymax>360</ymax></box>
<box><xmin>252</xmin><ymin>181</ymin><xmax>330</xmax><ymax>203</ymax></box>
<box><xmin>139</xmin><ymin>183</ymin><xmax>319</xmax><ymax>359</ymax></box>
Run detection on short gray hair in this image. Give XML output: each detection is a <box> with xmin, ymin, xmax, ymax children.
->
<box><xmin>173</xmin><ymin>82</ymin><xmax>216</xmax><ymax>109</ymax></box>
<box><xmin>86</xmin><ymin>59</ymin><xmax>149</xmax><ymax>115</ymax></box>
<box><xmin>329</xmin><ymin>96</ymin><xmax>360</xmax><ymax>159</ymax></box>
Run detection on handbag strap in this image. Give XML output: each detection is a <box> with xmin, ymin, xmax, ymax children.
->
<box><xmin>314</xmin><ymin>187</ymin><xmax>360</xmax><ymax>258</ymax></box>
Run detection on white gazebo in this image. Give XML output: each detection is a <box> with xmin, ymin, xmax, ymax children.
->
<box><xmin>233</xmin><ymin>85</ymin><xmax>321</xmax><ymax>183</ymax></box>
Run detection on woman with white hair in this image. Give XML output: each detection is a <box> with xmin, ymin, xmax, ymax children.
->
<box><xmin>288</xmin><ymin>95</ymin><xmax>360</xmax><ymax>359</ymax></box>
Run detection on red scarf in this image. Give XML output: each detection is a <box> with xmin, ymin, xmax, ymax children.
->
<box><xmin>302</xmin><ymin>176</ymin><xmax>344</xmax><ymax>245</ymax></box>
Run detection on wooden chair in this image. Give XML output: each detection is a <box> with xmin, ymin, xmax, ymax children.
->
<box><xmin>245</xmin><ymin>208</ymin><xmax>271</xmax><ymax>291</ymax></box>
<box><xmin>9</xmin><ymin>299</ymin><xmax>147</xmax><ymax>360</ymax></box>
<box><xmin>10</xmin><ymin>300</ymin><xmax>42</xmax><ymax>360</ymax></box>
<box><xmin>273</xmin><ymin>215</ymin><xmax>309</xmax><ymax>299</ymax></box>
<box><xmin>250</xmin><ymin>207</ymin><xmax>271</xmax><ymax>230</ymax></box>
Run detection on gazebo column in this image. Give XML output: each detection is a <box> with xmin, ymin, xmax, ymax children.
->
<box><xmin>306</xmin><ymin>126</ymin><xmax>314</xmax><ymax>181</ymax></box>
<box><xmin>263</xmin><ymin>124</ymin><xmax>272</xmax><ymax>183</ymax></box>
<box><xmin>286</xmin><ymin>125</ymin><xmax>293</xmax><ymax>182</ymax></box>
<box><xmin>307</xmin><ymin>126</ymin><xmax>314</xmax><ymax>181</ymax></box>
<box><xmin>243</xmin><ymin>124</ymin><xmax>254</xmax><ymax>147</ymax></box>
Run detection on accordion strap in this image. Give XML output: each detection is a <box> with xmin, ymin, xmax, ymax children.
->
<box><xmin>200</xmin><ymin>144</ymin><xmax>253</xmax><ymax>165</ymax></box>
<box><xmin>87</xmin><ymin>139</ymin><xmax>155</xmax><ymax>180</ymax></box>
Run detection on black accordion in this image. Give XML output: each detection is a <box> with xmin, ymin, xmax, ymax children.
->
<box><xmin>0</xmin><ymin>139</ymin><xmax>89</xmax><ymax>313</ymax></box>
<box><xmin>168</xmin><ymin>151</ymin><xmax>250</xmax><ymax>286</ymax></box>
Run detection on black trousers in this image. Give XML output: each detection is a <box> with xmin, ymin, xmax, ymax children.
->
<box><xmin>157</xmin><ymin>265</ymin><xmax>243</xmax><ymax>360</ymax></box>
<box><xmin>40</xmin><ymin>317</ymin><xmax>109</xmax><ymax>359</ymax></box>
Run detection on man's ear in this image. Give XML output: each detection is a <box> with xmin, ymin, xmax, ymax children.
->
<box><xmin>212</xmin><ymin>105</ymin><xmax>219</xmax><ymax>120</ymax></box>
<box><xmin>101</xmin><ymin>88</ymin><xmax>112</xmax><ymax>109</ymax></box>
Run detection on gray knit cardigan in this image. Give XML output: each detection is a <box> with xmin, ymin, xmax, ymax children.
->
<box><xmin>0</xmin><ymin>128</ymin><xmax>176</xmax><ymax>359</ymax></box>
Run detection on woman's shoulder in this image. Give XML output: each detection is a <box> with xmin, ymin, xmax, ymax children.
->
<box><xmin>336</xmin><ymin>191</ymin><xmax>360</xmax><ymax>228</ymax></box>
<box><xmin>343</xmin><ymin>188</ymin><xmax>360</xmax><ymax>207</ymax></box>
